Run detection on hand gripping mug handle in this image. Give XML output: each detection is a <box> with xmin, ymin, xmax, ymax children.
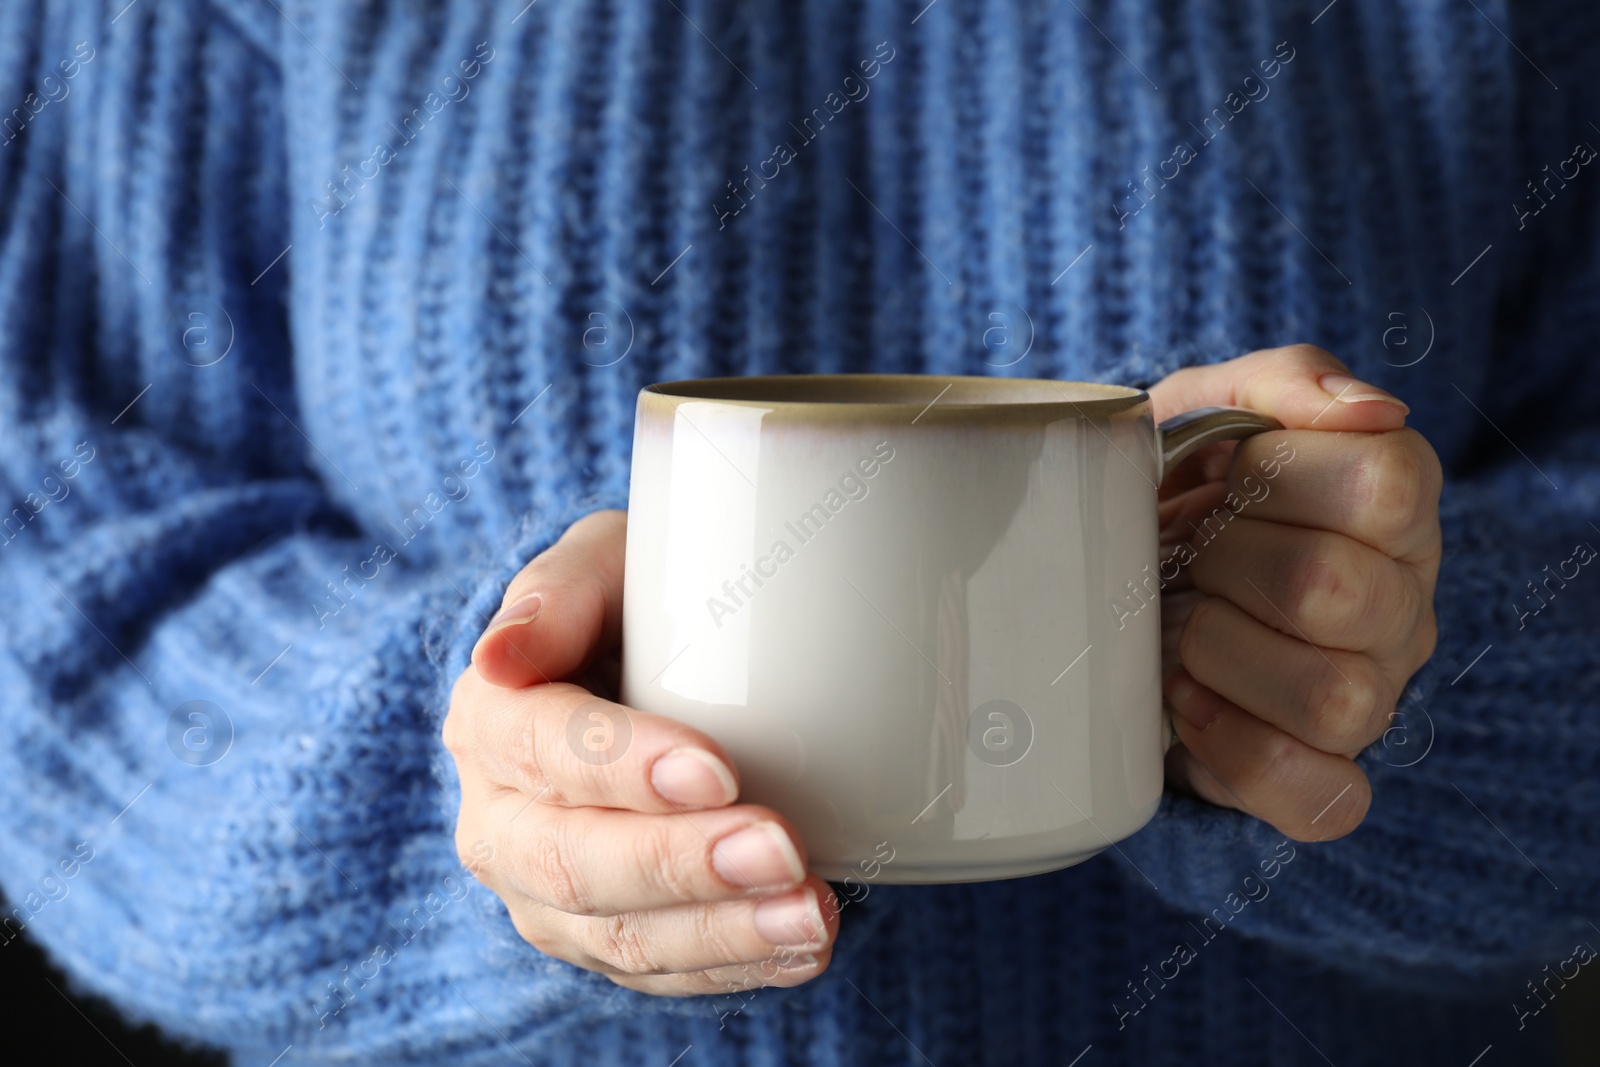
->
<box><xmin>1156</xmin><ymin>405</ymin><xmax>1283</xmax><ymax>483</ymax></box>
<box><xmin>1152</xmin><ymin>406</ymin><xmax>1284</xmax><ymax>749</ymax></box>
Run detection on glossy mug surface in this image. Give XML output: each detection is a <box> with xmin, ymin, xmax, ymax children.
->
<box><xmin>619</xmin><ymin>374</ymin><xmax>1278</xmax><ymax>884</ymax></box>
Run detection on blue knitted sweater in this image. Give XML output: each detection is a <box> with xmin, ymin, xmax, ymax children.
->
<box><xmin>3</xmin><ymin>0</ymin><xmax>1599</xmax><ymax>1064</ymax></box>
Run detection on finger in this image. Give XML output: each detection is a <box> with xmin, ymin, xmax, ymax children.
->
<box><xmin>532</xmin><ymin>876</ymin><xmax>840</xmax><ymax>977</ymax></box>
<box><xmin>1160</xmin><ymin>588</ymin><xmax>1206</xmax><ymax>668</ymax></box>
<box><xmin>472</xmin><ymin>509</ymin><xmax>627</xmax><ymax>688</ymax></box>
<box><xmin>1220</xmin><ymin>428</ymin><xmax>1443</xmax><ymax>566</ymax></box>
<box><xmin>496</xmin><ymin>798</ymin><xmax>810</xmax><ymax>915</ymax></box>
<box><xmin>1185</xmin><ymin>517</ymin><xmax>1423</xmax><ymax>655</ymax></box>
<box><xmin>447</xmin><ymin>674</ymin><xmax>740</xmax><ymax>813</ymax></box>
<box><xmin>450</xmin><ymin>753</ymin><xmax>509</xmax><ymax>880</ymax></box>
<box><xmin>1148</xmin><ymin>344</ymin><xmax>1410</xmax><ymax>432</ymax></box>
<box><xmin>1178</xmin><ymin>595</ymin><xmax>1393</xmax><ymax>755</ymax></box>
<box><xmin>1165</xmin><ymin>670</ymin><xmax>1371</xmax><ymax>840</ymax></box>
<box><xmin>607</xmin><ymin>944</ymin><xmax>833</xmax><ymax>997</ymax></box>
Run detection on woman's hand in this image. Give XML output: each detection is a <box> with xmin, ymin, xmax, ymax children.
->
<box><xmin>443</xmin><ymin>511</ymin><xmax>839</xmax><ymax>995</ymax></box>
<box><xmin>1149</xmin><ymin>345</ymin><xmax>1442</xmax><ymax>842</ymax></box>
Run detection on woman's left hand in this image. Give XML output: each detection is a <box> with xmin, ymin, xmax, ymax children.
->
<box><xmin>1148</xmin><ymin>345</ymin><xmax>1442</xmax><ymax>841</ymax></box>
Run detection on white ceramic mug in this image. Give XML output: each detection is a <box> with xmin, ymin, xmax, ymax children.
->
<box><xmin>619</xmin><ymin>374</ymin><xmax>1279</xmax><ymax>884</ymax></box>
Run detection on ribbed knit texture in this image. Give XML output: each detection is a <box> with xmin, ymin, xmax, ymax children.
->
<box><xmin>1</xmin><ymin>0</ymin><xmax>1597</xmax><ymax>1063</ymax></box>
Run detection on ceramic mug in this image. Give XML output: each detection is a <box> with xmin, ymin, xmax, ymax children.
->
<box><xmin>619</xmin><ymin>374</ymin><xmax>1280</xmax><ymax>884</ymax></box>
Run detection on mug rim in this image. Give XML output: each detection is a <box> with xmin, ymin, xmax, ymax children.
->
<box><xmin>640</xmin><ymin>373</ymin><xmax>1149</xmax><ymax>418</ymax></box>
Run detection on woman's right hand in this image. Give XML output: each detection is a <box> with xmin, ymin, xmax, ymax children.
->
<box><xmin>443</xmin><ymin>510</ymin><xmax>840</xmax><ymax>996</ymax></box>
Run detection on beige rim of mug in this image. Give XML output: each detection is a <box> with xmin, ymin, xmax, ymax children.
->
<box><xmin>640</xmin><ymin>373</ymin><xmax>1150</xmax><ymax>421</ymax></box>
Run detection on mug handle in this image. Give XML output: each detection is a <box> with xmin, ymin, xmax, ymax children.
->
<box><xmin>1152</xmin><ymin>406</ymin><xmax>1283</xmax><ymax>749</ymax></box>
<box><xmin>1156</xmin><ymin>405</ymin><xmax>1283</xmax><ymax>483</ymax></box>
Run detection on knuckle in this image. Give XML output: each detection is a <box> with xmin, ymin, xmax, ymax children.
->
<box><xmin>440</xmin><ymin>706</ymin><xmax>466</xmax><ymax>761</ymax></box>
<box><xmin>1354</xmin><ymin>437</ymin><xmax>1429</xmax><ymax>548</ymax></box>
<box><xmin>524</xmin><ymin>687</ymin><xmax>595</xmax><ymax>806</ymax></box>
<box><xmin>1284</xmin><ymin>343</ymin><xmax>1342</xmax><ymax>371</ymax></box>
<box><xmin>508</xmin><ymin>904</ymin><xmax>558</xmax><ymax>952</ymax></box>
<box><xmin>1397</xmin><ymin>428</ymin><xmax>1444</xmax><ymax>503</ymax></box>
<box><xmin>632</xmin><ymin>820</ymin><xmax>698</xmax><ymax>904</ymax></box>
<box><xmin>1282</xmin><ymin>541</ymin><xmax>1365</xmax><ymax>640</ymax></box>
<box><xmin>589</xmin><ymin>914</ymin><xmax>662</xmax><ymax>975</ymax></box>
<box><xmin>1236</xmin><ymin>726</ymin><xmax>1301</xmax><ymax>803</ymax></box>
<box><xmin>513</xmin><ymin>704</ymin><xmax>565</xmax><ymax>803</ymax></box>
<box><xmin>525</xmin><ymin>822</ymin><xmax>596</xmax><ymax>915</ymax></box>
<box><xmin>1303</xmin><ymin>658</ymin><xmax>1388</xmax><ymax>752</ymax></box>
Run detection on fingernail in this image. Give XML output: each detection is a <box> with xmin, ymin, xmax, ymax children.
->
<box><xmin>775</xmin><ymin>952</ymin><xmax>819</xmax><ymax>971</ymax></box>
<box><xmin>1166</xmin><ymin>673</ymin><xmax>1223</xmax><ymax>732</ymax></box>
<box><xmin>651</xmin><ymin>747</ymin><xmax>738</xmax><ymax>809</ymax></box>
<box><xmin>753</xmin><ymin>888</ymin><xmax>826</xmax><ymax>950</ymax></box>
<box><xmin>1317</xmin><ymin>373</ymin><xmax>1409</xmax><ymax>413</ymax></box>
<box><xmin>487</xmin><ymin>593</ymin><xmax>542</xmax><ymax>632</ymax></box>
<box><xmin>473</xmin><ymin>594</ymin><xmax>542</xmax><ymax>663</ymax></box>
<box><xmin>712</xmin><ymin>821</ymin><xmax>805</xmax><ymax>891</ymax></box>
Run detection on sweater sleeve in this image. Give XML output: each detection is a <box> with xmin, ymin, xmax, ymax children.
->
<box><xmin>0</xmin><ymin>1</ymin><xmax>705</xmax><ymax>1061</ymax></box>
<box><xmin>1118</xmin><ymin>9</ymin><xmax>1600</xmax><ymax>989</ymax></box>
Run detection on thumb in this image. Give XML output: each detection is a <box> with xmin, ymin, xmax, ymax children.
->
<box><xmin>1147</xmin><ymin>344</ymin><xmax>1410</xmax><ymax>432</ymax></box>
<box><xmin>471</xmin><ymin>509</ymin><xmax>627</xmax><ymax>688</ymax></box>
